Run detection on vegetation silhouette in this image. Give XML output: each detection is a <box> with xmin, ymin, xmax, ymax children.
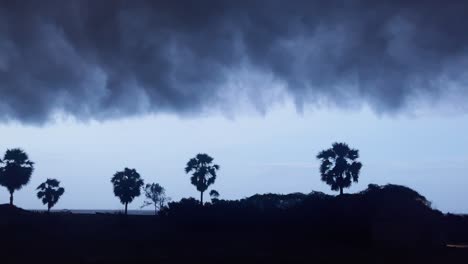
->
<box><xmin>209</xmin><ymin>189</ymin><xmax>219</xmax><ymax>202</ymax></box>
<box><xmin>0</xmin><ymin>148</ymin><xmax>34</xmax><ymax>205</ymax></box>
<box><xmin>185</xmin><ymin>153</ymin><xmax>220</xmax><ymax>205</ymax></box>
<box><xmin>161</xmin><ymin>184</ymin><xmax>444</xmax><ymax>247</ymax></box>
<box><xmin>0</xmin><ymin>143</ymin><xmax>467</xmax><ymax>263</ymax></box>
<box><xmin>317</xmin><ymin>142</ymin><xmax>362</xmax><ymax>195</ymax></box>
<box><xmin>0</xmin><ymin>181</ymin><xmax>467</xmax><ymax>263</ymax></box>
<box><xmin>111</xmin><ymin>168</ymin><xmax>144</xmax><ymax>215</ymax></box>
<box><xmin>142</xmin><ymin>182</ymin><xmax>170</xmax><ymax>215</ymax></box>
<box><xmin>36</xmin><ymin>178</ymin><xmax>65</xmax><ymax>212</ymax></box>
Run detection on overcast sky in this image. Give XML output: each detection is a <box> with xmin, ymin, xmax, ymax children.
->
<box><xmin>2</xmin><ymin>101</ymin><xmax>468</xmax><ymax>213</ymax></box>
<box><xmin>0</xmin><ymin>1</ymin><xmax>468</xmax><ymax>213</ymax></box>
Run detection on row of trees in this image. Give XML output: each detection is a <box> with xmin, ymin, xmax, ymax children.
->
<box><xmin>0</xmin><ymin>142</ymin><xmax>362</xmax><ymax>214</ymax></box>
<box><xmin>110</xmin><ymin>145</ymin><xmax>363</xmax><ymax>215</ymax></box>
<box><xmin>0</xmin><ymin>148</ymin><xmax>65</xmax><ymax>212</ymax></box>
<box><xmin>111</xmin><ymin>153</ymin><xmax>220</xmax><ymax>214</ymax></box>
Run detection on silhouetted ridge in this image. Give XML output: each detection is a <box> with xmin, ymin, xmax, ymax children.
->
<box><xmin>445</xmin><ymin>213</ymin><xmax>468</xmax><ymax>245</ymax></box>
<box><xmin>164</xmin><ymin>184</ymin><xmax>436</xmax><ymax>216</ymax></box>
<box><xmin>361</xmin><ymin>183</ymin><xmax>432</xmax><ymax>207</ymax></box>
<box><xmin>161</xmin><ymin>184</ymin><xmax>444</xmax><ymax>247</ymax></box>
<box><xmin>1</xmin><ymin>184</ymin><xmax>468</xmax><ymax>264</ymax></box>
<box><xmin>243</xmin><ymin>192</ymin><xmax>309</xmax><ymax>210</ymax></box>
<box><xmin>0</xmin><ymin>204</ymin><xmax>30</xmax><ymax>216</ymax></box>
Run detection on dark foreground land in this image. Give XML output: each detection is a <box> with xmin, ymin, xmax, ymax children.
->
<box><xmin>1</xmin><ymin>184</ymin><xmax>468</xmax><ymax>264</ymax></box>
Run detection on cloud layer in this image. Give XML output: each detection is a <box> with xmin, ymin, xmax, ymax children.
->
<box><xmin>1</xmin><ymin>0</ymin><xmax>468</xmax><ymax>123</ymax></box>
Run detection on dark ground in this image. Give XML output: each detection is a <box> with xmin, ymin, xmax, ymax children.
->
<box><xmin>1</xmin><ymin>184</ymin><xmax>468</xmax><ymax>263</ymax></box>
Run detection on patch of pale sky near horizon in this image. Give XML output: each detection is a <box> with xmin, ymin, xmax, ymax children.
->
<box><xmin>0</xmin><ymin>101</ymin><xmax>467</xmax><ymax>213</ymax></box>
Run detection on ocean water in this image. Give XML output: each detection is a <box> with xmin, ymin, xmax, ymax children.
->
<box><xmin>71</xmin><ymin>210</ymin><xmax>155</xmax><ymax>215</ymax></box>
<box><xmin>31</xmin><ymin>209</ymin><xmax>155</xmax><ymax>215</ymax></box>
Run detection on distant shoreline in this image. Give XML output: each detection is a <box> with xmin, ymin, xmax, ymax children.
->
<box><xmin>28</xmin><ymin>209</ymin><xmax>155</xmax><ymax>215</ymax></box>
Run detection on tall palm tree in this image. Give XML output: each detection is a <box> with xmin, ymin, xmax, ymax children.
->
<box><xmin>185</xmin><ymin>153</ymin><xmax>220</xmax><ymax>205</ymax></box>
<box><xmin>0</xmin><ymin>148</ymin><xmax>34</xmax><ymax>205</ymax></box>
<box><xmin>111</xmin><ymin>168</ymin><xmax>144</xmax><ymax>215</ymax></box>
<box><xmin>36</xmin><ymin>178</ymin><xmax>65</xmax><ymax>212</ymax></box>
<box><xmin>316</xmin><ymin>142</ymin><xmax>362</xmax><ymax>195</ymax></box>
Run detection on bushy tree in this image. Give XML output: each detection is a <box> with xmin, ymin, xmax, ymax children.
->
<box><xmin>142</xmin><ymin>183</ymin><xmax>170</xmax><ymax>215</ymax></box>
<box><xmin>209</xmin><ymin>190</ymin><xmax>220</xmax><ymax>202</ymax></box>
<box><xmin>111</xmin><ymin>168</ymin><xmax>144</xmax><ymax>215</ymax></box>
<box><xmin>316</xmin><ymin>142</ymin><xmax>362</xmax><ymax>195</ymax></box>
<box><xmin>185</xmin><ymin>153</ymin><xmax>220</xmax><ymax>205</ymax></box>
<box><xmin>36</xmin><ymin>179</ymin><xmax>65</xmax><ymax>212</ymax></box>
<box><xmin>0</xmin><ymin>148</ymin><xmax>34</xmax><ymax>205</ymax></box>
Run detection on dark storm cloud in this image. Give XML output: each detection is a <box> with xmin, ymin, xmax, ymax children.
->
<box><xmin>0</xmin><ymin>0</ymin><xmax>467</xmax><ymax>123</ymax></box>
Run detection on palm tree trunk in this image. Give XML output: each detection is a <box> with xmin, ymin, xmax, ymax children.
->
<box><xmin>125</xmin><ymin>202</ymin><xmax>128</xmax><ymax>215</ymax></box>
<box><xmin>339</xmin><ymin>187</ymin><xmax>343</xmax><ymax>195</ymax></box>
<box><xmin>47</xmin><ymin>206</ymin><xmax>51</xmax><ymax>213</ymax></box>
<box><xmin>200</xmin><ymin>191</ymin><xmax>204</xmax><ymax>205</ymax></box>
<box><xmin>9</xmin><ymin>192</ymin><xmax>13</xmax><ymax>206</ymax></box>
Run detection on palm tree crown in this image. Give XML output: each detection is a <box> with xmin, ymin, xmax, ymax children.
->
<box><xmin>0</xmin><ymin>148</ymin><xmax>34</xmax><ymax>205</ymax></box>
<box><xmin>316</xmin><ymin>142</ymin><xmax>362</xmax><ymax>195</ymax></box>
<box><xmin>37</xmin><ymin>178</ymin><xmax>65</xmax><ymax>212</ymax></box>
<box><xmin>111</xmin><ymin>168</ymin><xmax>144</xmax><ymax>214</ymax></box>
<box><xmin>209</xmin><ymin>190</ymin><xmax>219</xmax><ymax>199</ymax></box>
<box><xmin>185</xmin><ymin>153</ymin><xmax>220</xmax><ymax>204</ymax></box>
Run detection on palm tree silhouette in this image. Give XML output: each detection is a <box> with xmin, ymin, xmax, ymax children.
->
<box><xmin>36</xmin><ymin>178</ymin><xmax>65</xmax><ymax>212</ymax></box>
<box><xmin>209</xmin><ymin>190</ymin><xmax>220</xmax><ymax>200</ymax></box>
<box><xmin>316</xmin><ymin>142</ymin><xmax>362</xmax><ymax>195</ymax></box>
<box><xmin>185</xmin><ymin>153</ymin><xmax>220</xmax><ymax>205</ymax></box>
<box><xmin>0</xmin><ymin>148</ymin><xmax>34</xmax><ymax>205</ymax></box>
<box><xmin>111</xmin><ymin>168</ymin><xmax>144</xmax><ymax>215</ymax></box>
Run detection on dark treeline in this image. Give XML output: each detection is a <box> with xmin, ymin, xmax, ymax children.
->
<box><xmin>1</xmin><ymin>142</ymin><xmax>468</xmax><ymax>263</ymax></box>
<box><xmin>1</xmin><ymin>184</ymin><xmax>468</xmax><ymax>263</ymax></box>
<box><xmin>0</xmin><ymin>143</ymin><xmax>364</xmax><ymax>214</ymax></box>
<box><xmin>160</xmin><ymin>184</ymin><xmax>454</xmax><ymax>246</ymax></box>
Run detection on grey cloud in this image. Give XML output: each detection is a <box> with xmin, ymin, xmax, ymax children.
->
<box><xmin>0</xmin><ymin>0</ymin><xmax>467</xmax><ymax>123</ymax></box>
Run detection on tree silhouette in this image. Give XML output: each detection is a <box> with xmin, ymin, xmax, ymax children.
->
<box><xmin>316</xmin><ymin>142</ymin><xmax>362</xmax><ymax>195</ymax></box>
<box><xmin>36</xmin><ymin>178</ymin><xmax>65</xmax><ymax>212</ymax></box>
<box><xmin>0</xmin><ymin>148</ymin><xmax>34</xmax><ymax>206</ymax></box>
<box><xmin>185</xmin><ymin>153</ymin><xmax>220</xmax><ymax>205</ymax></box>
<box><xmin>142</xmin><ymin>183</ymin><xmax>170</xmax><ymax>215</ymax></box>
<box><xmin>209</xmin><ymin>190</ymin><xmax>220</xmax><ymax>201</ymax></box>
<box><xmin>111</xmin><ymin>168</ymin><xmax>144</xmax><ymax>215</ymax></box>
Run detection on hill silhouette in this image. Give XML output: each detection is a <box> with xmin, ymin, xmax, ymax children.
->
<box><xmin>0</xmin><ymin>184</ymin><xmax>467</xmax><ymax>263</ymax></box>
<box><xmin>0</xmin><ymin>204</ymin><xmax>30</xmax><ymax>216</ymax></box>
<box><xmin>161</xmin><ymin>184</ymin><xmax>445</xmax><ymax>246</ymax></box>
